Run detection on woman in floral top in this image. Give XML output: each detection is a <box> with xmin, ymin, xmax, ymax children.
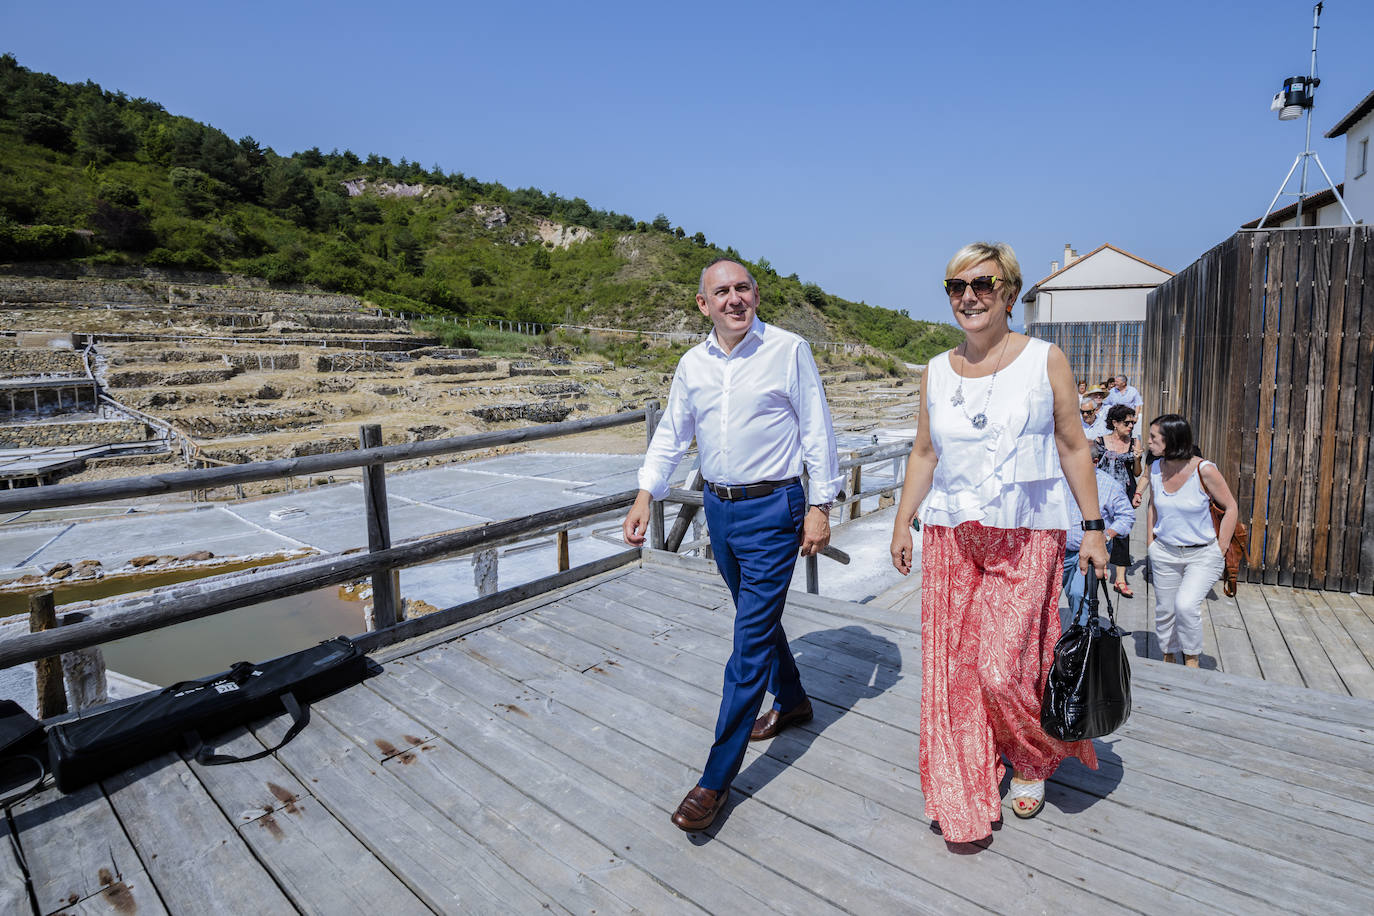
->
<box><xmin>1093</xmin><ymin>404</ymin><xmax>1143</xmax><ymax>597</ymax></box>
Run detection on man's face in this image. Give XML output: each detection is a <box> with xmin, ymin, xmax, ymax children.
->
<box><xmin>1115</xmin><ymin>376</ymin><xmax>1127</xmax><ymax>391</ymax></box>
<box><xmin>697</xmin><ymin>261</ymin><xmax>759</xmax><ymax>344</ymax></box>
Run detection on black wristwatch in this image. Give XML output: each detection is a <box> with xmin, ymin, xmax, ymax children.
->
<box><xmin>1080</xmin><ymin>519</ymin><xmax>1106</xmax><ymax>531</ymax></box>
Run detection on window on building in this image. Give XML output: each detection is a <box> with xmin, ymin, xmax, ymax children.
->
<box><xmin>1357</xmin><ymin>137</ymin><xmax>1369</xmax><ymax>179</ymax></box>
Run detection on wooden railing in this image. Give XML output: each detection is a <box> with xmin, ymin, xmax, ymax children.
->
<box><xmin>0</xmin><ymin>406</ymin><xmax>911</xmax><ymax>714</ymax></box>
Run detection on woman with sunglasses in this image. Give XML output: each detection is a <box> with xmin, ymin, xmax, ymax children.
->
<box><xmin>1092</xmin><ymin>404</ymin><xmax>1144</xmax><ymax>597</ymax></box>
<box><xmin>890</xmin><ymin>242</ymin><xmax>1106</xmax><ymax>845</ymax></box>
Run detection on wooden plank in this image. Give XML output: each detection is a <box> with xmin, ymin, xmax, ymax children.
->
<box><xmin>1313</xmin><ymin>232</ymin><xmax>1349</xmax><ymax>587</ymax></box>
<box><xmin>1269</xmin><ymin>229</ymin><xmax>1302</xmax><ymax>586</ymax></box>
<box><xmin>0</xmin><ymin>813</ymin><xmax>25</xmax><ymax>916</ymax></box>
<box><xmin>1321</xmin><ymin>590</ymin><xmax>1374</xmax><ymax>667</ymax></box>
<box><xmin>1351</xmin><ymin>231</ymin><xmax>1374</xmax><ymax>591</ymax></box>
<box><xmin>101</xmin><ymin>753</ymin><xmax>294</xmax><ymax>914</ymax></box>
<box><xmin>1292</xmin><ymin>230</ymin><xmax>1330</xmax><ymax>588</ymax></box>
<box><xmin>253</xmin><ymin>703</ymin><xmax>559</xmax><ymax>912</ymax></box>
<box><xmin>1261</xmin><ymin>585</ymin><xmax>1347</xmax><ymax>694</ymax></box>
<box><xmin>1255</xmin><ymin>233</ymin><xmax>1284</xmax><ymax>583</ymax></box>
<box><xmin>1239</xmin><ymin>233</ymin><xmax>1268</xmax><ymax>583</ymax></box>
<box><xmin>1334</xmin><ymin>228</ymin><xmax>1367</xmax><ymax>589</ymax></box>
<box><xmin>1232</xmin><ymin>585</ymin><xmax>1305</xmax><ymax>686</ymax></box>
<box><xmin>52</xmin><ymin>868</ymin><xmax>167</xmax><ymax>916</ymax></box>
<box><xmin>1291</xmin><ymin>588</ymin><xmax>1374</xmax><ymax>699</ymax></box>
<box><xmin>9</xmin><ymin>782</ymin><xmax>150</xmax><ymax>916</ymax></box>
<box><xmin>184</xmin><ymin>725</ymin><xmax>312</xmax><ymax>824</ymax></box>
<box><xmin>1210</xmin><ymin>622</ymin><xmax>1264</xmax><ymax>679</ymax></box>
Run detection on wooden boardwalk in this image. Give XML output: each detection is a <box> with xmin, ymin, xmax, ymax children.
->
<box><xmin>5</xmin><ymin>551</ymin><xmax>1374</xmax><ymax>914</ymax></box>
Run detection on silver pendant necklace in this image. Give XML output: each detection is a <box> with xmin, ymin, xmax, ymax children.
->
<box><xmin>949</xmin><ymin>335</ymin><xmax>1011</xmax><ymax>430</ymax></box>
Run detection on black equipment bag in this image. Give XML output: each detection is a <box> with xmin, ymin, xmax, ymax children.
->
<box><xmin>1041</xmin><ymin>575</ymin><xmax>1132</xmax><ymax>742</ymax></box>
<box><xmin>47</xmin><ymin>636</ymin><xmax>365</xmax><ymax>793</ymax></box>
<box><xmin>1</xmin><ymin>699</ymin><xmax>47</xmax><ymax>802</ymax></box>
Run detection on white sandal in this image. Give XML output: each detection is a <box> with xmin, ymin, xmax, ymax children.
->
<box><xmin>1008</xmin><ymin>779</ymin><xmax>1045</xmax><ymax>820</ymax></box>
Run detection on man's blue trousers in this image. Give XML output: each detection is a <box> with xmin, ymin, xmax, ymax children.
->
<box><xmin>699</xmin><ymin>481</ymin><xmax>808</xmax><ymax>791</ymax></box>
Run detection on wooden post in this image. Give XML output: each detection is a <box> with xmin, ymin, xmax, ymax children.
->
<box><xmin>474</xmin><ymin>548</ymin><xmax>499</xmax><ymax>595</ymax></box>
<box><xmin>848</xmin><ymin>453</ymin><xmax>863</xmax><ymax>520</ymax></box>
<box><xmin>663</xmin><ymin>470</ymin><xmax>704</xmax><ymax>552</ymax></box>
<box><xmin>359</xmin><ymin>424</ymin><xmax>399</xmax><ymax>630</ymax></box>
<box><xmin>645</xmin><ymin>400</ymin><xmax>665</xmax><ymax>550</ymax></box>
<box><xmin>30</xmin><ymin>591</ymin><xmax>68</xmax><ymax>718</ymax></box>
<box><xmin>556</xmin><ymin>530</ymin><xmax>570</xmax><ymax>572</ymax></box>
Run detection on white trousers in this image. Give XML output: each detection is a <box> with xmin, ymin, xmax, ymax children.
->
<box><xmin>1148</xmin><ymin>539</ymin><xmax>1225</xmax><ymax>655</ymax></box>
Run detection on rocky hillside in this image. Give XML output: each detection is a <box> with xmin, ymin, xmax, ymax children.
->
<box><xmin>0</xmin><ymin>54</ymin><xmax>962</xmax><ymax>365</ymax></box>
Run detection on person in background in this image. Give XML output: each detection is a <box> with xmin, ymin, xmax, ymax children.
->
<box><xmin>1079</xmin><ymin>398</ymin><xmax>1100</xmax><ymax>439</ymax></box>
<box><xmin>1083</xmin><ymin>385</ymin><xmax>1110</xmax><ymax>437</ymax></box>
<box><xmin>1092</xmin><ymin>404</ymin><xmax>1144</xmax><ymax>598</ymax></box>
<box><xmin>889</xmin><ymin>240</ymin><xmax>1104</xmax><ymax>844</ymax></box>
<box><xmin>1140</xmin><ymin>414</ymin><xmax>1238</xmax><ymax>668</ymax></box>
<box><xmin>1077</xmin><ymin>379</ymin><xmax>1088</xmax><ymax>397</ymax></box>
<box><xmin>1103</xmin><ymin>374</ymin><xmax>1143</xmax><ymax>415</ymax></box>
<box><xmin>1064</xmin><ymin>467</ymin><xmax>1135</xmax><ymax>619</ymax></box>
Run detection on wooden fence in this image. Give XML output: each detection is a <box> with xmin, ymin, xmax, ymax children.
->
<box><xmin>1143</xmin><ymin>226</ymin><xmax>1373</xmax><ymax>593</ymax></box>
<box><xmin>1026</xmin><ymin>320</ymin><xmax>1144</xmax><ymax>389</ymax></box>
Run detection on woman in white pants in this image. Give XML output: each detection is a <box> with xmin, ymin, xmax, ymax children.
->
<box><xmin>1141</xmin><ymin>414</ymin><xmax>1239</xmax><ymax>667</ymax></box>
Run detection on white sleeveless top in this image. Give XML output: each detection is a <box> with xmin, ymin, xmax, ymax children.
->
<box><xmin>1151</xmin><ymin>459</ymin><xmax>1217</xmax><ymax>547</ymax></box>
<box><xmin>918</xmin><ymin>337</ymin><xmax>1071</xmax><ymax>530</ymax></box>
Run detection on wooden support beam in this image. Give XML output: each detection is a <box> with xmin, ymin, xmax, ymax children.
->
<box><xmin>645</xmin><ymin>401</ymin><xmax>665</xmax><ymax>550</ymax></box>
<box><xmin>30</xmin><ymin>591</ymin><xmax>67</xmax><ymax>718</ymax></box>
<box><xmin>663</xmin><ymin>471</ymin><xmax>704</xmax><ymax>552</ymax></box>
<box><xmin>359</xmin><ymin>424</ymin><xmax>399</xmax><ymax>630</ymax></box>
<box><xmin>556</xmin><ymin>530</ymin><xmax>570</xmax><ymax>572</ymax></box>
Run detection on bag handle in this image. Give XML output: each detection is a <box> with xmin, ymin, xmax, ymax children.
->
<box><xmin>1080</xmin><ymin>572</ymin><xmax>1119</xmax><ymax>629</ymax></box>
<box><xmin>187</xmin><ymin>692</ymin><xmax>309</xmax><ymax>767</ymax></box>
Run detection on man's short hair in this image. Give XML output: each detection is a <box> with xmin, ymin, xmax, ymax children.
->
<box><xmin>1080</xmin><ymin>399</ymin><xmax>1096</xmax><ymax>411</ymax></box>
<box><xmin>1115</xmin><ymin>374</ymin><xmax>1128</xmax><ymax>384</ymax></box>
<box><xmin>698</xmin><ymin>257</ymin><xmax>758</xmax><ymax>295</ymax></box>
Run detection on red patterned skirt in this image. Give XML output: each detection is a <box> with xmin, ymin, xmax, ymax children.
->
<box><xmin>919</xmin><ymin>522</ymin><xmax>1098</xmax><ymax>842</ymax></box>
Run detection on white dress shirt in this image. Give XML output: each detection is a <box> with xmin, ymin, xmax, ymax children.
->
<box><xmin>637</xmin><ymin>318</ymin><xmax>844</xmax><ymax>505</ymax></box>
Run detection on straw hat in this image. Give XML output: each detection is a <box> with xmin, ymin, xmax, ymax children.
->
<box><xmin>1086</xmin><ymin>384</ymin><xmax>1109</xmax><ymax>397</ymax></box>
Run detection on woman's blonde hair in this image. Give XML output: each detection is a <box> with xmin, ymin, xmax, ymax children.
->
<box><xmin>945</xmin><ymin>242</ymin><xmax>1022</xmax><ymax>314</ymax></box>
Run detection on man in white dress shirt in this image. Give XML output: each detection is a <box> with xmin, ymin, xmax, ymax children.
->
<box><xmin>623</xmin><ymin>258</ymin><xmax>843</xmax><ymax>832</ymax></box>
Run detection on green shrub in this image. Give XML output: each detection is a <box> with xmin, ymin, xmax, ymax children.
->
<box><xmin>0</xmin><ymin>222</ymin><xmax>86</xmax><ymax>259</ymax></box>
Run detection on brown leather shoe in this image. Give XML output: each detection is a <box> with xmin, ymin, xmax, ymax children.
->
<box><xmin>671</xmin><ymin>785</ymin><xmax>728</xmax><ymax>831</ymax></box>
<box><xmin>750</xmin><ymin>698</ymin><xmax>813</xmax><ymax>741</ymax></box>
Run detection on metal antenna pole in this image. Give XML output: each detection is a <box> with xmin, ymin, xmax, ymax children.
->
<box><xmin>1256</xmin><ymin>1</ymin><xmax>1354</xmax><ymax>228</ymax></box>
<box><xmin>1295</xmin><ymin>2</ymin><xmax>1321</xmax><ymax>224</ymax></box>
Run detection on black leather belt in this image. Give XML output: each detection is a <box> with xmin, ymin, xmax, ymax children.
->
<box><xmin>706</xmin><ymin>477</ymin><xmax>800</xmax><ymax>501</ymax></box>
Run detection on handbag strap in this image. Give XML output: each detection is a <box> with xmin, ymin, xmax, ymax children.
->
<box><xmin>1080</xmin><ymin>572</ymin><xmax>1119</xmax><ymax>628</ymax></box>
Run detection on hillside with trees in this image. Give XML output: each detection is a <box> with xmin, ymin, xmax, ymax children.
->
<box><xmin>0</xmin><ymin>54</ymin><xmax>961</xmax><ymax>364</ymax></box>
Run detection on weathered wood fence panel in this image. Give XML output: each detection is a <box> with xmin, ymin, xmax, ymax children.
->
<box><xmin>1144</xmin><ymin>226</ymin><xmax>1373</xmax><ymax>593</ymax></box>
<box><xmin>1025</xmin><ymin>320</ymin><xmax>1144</xmax><ymax>388</ymax></box>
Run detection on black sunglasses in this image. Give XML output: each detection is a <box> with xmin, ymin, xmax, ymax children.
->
<box><xmin>943</xmin><ymin>275</ymin><xmax>1001</xmax><ymax>297</ymax></box>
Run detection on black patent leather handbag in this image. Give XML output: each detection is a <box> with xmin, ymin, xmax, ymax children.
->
<box><xmin>1041</xmin><ymin>574</ymin><xmax>1132</xmax><ymax>742</ymax></box>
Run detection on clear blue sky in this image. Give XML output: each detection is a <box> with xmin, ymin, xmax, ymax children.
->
<box><xmin>4</xmin><ymin>0</ymin><xmax>1372</xmax><ymax>324</ymax></box>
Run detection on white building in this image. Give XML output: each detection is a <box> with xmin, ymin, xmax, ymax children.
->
<box><xmin>1243</xmin><ymin>88</ymin><xmax>1372</xmax><ymax>229</ymax></box>
<box><xmin>1326</xmin><ymin>88</ymin><xmax>1373</xmax><ymax>223</ymax></box>
<box><xmin>1022</xmin><ymin>243</ymin><xmax>1174</xmax><ymax>326</ymax></box>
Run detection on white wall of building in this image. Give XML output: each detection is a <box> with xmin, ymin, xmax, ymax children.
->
<box><xmin>1340</xmin><ymin>111</ymin><xmax>1372</xmax><ymax>223</ymax></box>
<box><xmin>1028</xmin><ymin>287</ymin><xmax>1149</xmax><ymax>324</ymax></box>
<box><xmin>1024</xmin><ymin>247</ymin><xmax>1172</xmax><ymax>325</ymax></box>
